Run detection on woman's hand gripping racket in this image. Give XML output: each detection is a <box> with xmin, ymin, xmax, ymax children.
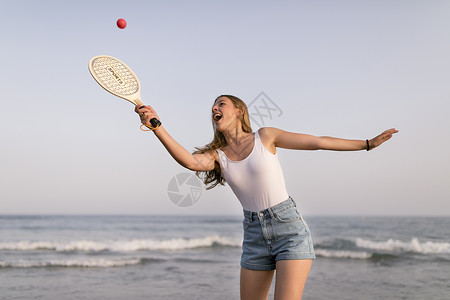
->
<box><xmin>88</xmin><ymin>55</ymin><xmax>161</xmax><ymax>131</ymax></box>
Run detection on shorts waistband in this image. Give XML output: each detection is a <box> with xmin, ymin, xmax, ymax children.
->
<box><xmin>243</xmin><ymin>197</ymin><xmax>296</xmax><ymax>220</ymax></box>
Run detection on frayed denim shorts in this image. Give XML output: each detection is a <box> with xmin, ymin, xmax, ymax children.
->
<box><xmin>241</xmin><ymin>197</ymin><xmax>315</xmax><ymax>271</ymax></box>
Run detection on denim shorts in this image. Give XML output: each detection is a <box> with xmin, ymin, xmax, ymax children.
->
<box><xmin>241</xmin><ymin>197</ymin><xmax>315</xmax><ymax>271</ymax></box>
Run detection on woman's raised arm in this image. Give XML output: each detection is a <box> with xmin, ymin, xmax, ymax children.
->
<box><xmin>135</xmin><ymin>105</ymin><xmax>216</xmax><ymax>171</ymax></box>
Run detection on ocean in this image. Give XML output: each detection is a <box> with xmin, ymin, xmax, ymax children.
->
<box><xmin>0</xmin><ymin>215</ymin><xmax>449</xmax><ymax>300</ymax></box>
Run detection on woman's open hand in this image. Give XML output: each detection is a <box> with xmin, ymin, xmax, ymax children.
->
<box><xmin>369</xmin><ymin>128</ymin><xmax>399</xmax><ymax>150</ymax></box>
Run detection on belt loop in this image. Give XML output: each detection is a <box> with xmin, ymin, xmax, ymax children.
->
<box><xmin>290</xmin><ymin>196</ymin><xmax>296</xmax><ymax>207</ymax></box>
<box><xmin>268</xmin><ymin>207</ymin><xmax>275</xmax><ymax>219</ymax></box>
<box><xmin>249</xmin><ymin>211</ymin><xmax>253</xmax><ymax>223</ymax></box>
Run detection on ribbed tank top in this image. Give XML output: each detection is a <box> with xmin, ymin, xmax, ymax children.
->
<box><xmin>216</xmin><ymin>130</ymin><xmax>289</xmax><ymax>212</ymax></box>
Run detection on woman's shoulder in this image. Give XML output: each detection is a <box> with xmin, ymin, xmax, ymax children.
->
<box><xmin>257</xmin><ymin>127</ymin><xmax>282</xmax><ymax>138</ymax></box>
<box><xmin>200</xmin><ymin>148</ymin><xmax>220</xmax><ymax>165</ymax></box>
<box><xmin>257</xmin><ymin>127</ymin><xmax>281</xmax><ymax>154</ymax></box>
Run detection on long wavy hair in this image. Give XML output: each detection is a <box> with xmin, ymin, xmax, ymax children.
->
<box><xmin>194</xmin><ymin>95</ymin><xmax>252</xmax><ymax>189</ymax></box>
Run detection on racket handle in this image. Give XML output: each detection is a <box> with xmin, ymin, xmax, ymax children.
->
<box><xmin>150</xmin><ymin>118</ymin><xmax>161</xmax><ymax>128</ymax></box>
<box><xmin>138</xmin><ymin>106</ymin><xmax>161</xmax><ymax>128</ymax></box>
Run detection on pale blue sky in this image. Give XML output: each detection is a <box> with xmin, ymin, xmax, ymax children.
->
<box><xmin>1</xmin><ymin>0</ymin><xmax>449</xmax><ymax>215</ymax></box>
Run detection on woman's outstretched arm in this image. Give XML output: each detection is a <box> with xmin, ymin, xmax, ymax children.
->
<box><xmin>260</xmin><ymin>127</ymin><xmax>398</xmax><ymax>151</ymax></box>
<box><xmin>135</xmin><ymin>105</ymin><xmax>216</xmax><ymax>171</ymax></box>
<box><xmin>318</xmin><ymin>128</ymin><xmax>398</xmax><ymax>151</ymax></box>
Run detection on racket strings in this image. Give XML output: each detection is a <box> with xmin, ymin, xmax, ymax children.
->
<box><xmin>91</xmin><ymin>57</ymin><xmax>139</xmax><ymax>96</ymax></box>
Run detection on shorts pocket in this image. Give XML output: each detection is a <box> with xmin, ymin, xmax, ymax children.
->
<box><xmin>243</xmin><ymin>219</ymin><xmax>250</xmax><ymax>230</ymax></box>
<box><xmin>274</xmin><ymin>207</ymin><xmax>301</xmax><ymax>223</ymax></box>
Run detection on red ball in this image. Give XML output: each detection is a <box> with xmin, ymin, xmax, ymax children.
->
<box><xmin>116</xmin><ymin>19</ymin><xmax>127</xmax><ymax>29</ymax></box>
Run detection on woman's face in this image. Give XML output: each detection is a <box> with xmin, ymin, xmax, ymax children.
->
<box><xmin>212</xmin><ymin>96</ymin><xmax>242</xmax><ymax>132</ymax></box>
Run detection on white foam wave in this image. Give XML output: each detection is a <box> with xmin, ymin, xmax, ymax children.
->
<box><xmin>0</xmin><ymin>258</ymin><xmax>142</xmax><ymax>268</ymax></box>
<box><xmin>0</xmin><ymin>235</ymin><xmax>242</xmax><ymax>252</ymax></box>
<box><xmin>315</xmin><ymin>249</ymin><xmax>371</xmax><ymax>259</ymax></box>
<box><xmin>356</xmin><ymin>238</ymin><xmax>450</xmax><ymax>255</ymax></box>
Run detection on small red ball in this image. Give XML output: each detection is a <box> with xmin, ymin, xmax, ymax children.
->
<box><xmin>117</xmin><ymin>19</ymin><xmax>127</xmax><ymax>29</ymax></box>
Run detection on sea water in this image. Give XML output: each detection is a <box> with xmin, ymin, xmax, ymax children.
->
<box><xmin>0</xmin><ymin>215</ymin><xmax>449</xmax><ymax>299</ymax></box>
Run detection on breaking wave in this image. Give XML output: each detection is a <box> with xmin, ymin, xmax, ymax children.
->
<box><xmin>355</xmin><ymin>238</ymin><xmax>450</xmax><ymax>255</ymax></box>
<box><xmin>315</xmin><ymin>237</ymin><xmax>450</xmax><ymax>260</ymax></box>
<box><xmin>0</xmin><ymin>258</ymin><xmax>155</xmax><ymax>268</ymax></box>
<box><xmin>0</xmin><ymin>235</ymin><xmax>242</xmax><ymax>253</ymax></box>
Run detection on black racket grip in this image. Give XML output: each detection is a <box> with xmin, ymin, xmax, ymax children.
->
<box><xmin>138</xmin><ymin>106</ymin><xmax>161</xmax><ymax>128</ymax></box>
<box><xmin>150</xmin><ymin>118</ymin><xmax>161</xmax><ymax>128</ymax></box>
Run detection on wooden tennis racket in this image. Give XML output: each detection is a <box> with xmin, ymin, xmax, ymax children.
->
<box><xmin>88</xmin><ymin>55</ymin><xmax>161</xmax><ymax>129</ymax></box>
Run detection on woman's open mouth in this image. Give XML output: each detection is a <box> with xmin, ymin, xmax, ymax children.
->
<box><xmin>213</xmin><ymin>113</ymin><xmax>222</xmax><ymax>121</ymax></box>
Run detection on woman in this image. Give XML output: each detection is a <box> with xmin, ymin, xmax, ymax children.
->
<box><xmin>135</xmin><ymin>95</ymin><xmax>398</xmax><ymax>300</ymax></box>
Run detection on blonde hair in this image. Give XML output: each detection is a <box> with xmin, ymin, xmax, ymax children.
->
<box><xmin>194</xmin><ymin>95</ymin><xmax>252</xmax><ymax>189</ymax></box>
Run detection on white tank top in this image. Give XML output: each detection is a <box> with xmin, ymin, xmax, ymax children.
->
<box><xmin>216</xmin><ymin>130</ymin><xmax>290</xmax><ymax>212</ymax></box>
